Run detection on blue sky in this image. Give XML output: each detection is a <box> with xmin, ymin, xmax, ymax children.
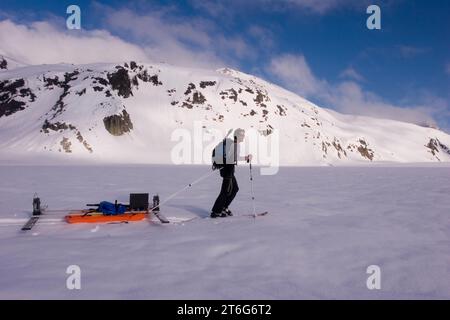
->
<box><xmin>0</xmin><ymin>0</ymin><xmax>449</xmax><ymax>130</ymax></box>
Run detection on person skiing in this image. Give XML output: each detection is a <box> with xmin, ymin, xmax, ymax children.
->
<box><xmin>211</xmin><ymin>128</ymin><xmax>252</xmax><ymax>218</ymax></box>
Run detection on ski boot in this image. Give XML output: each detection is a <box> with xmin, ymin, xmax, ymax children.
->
<box><xmin>210</xmin><ymin>211</ymin><xmax>227</xmax><ymax>218</ymax></box>
<box><xmin>223</xmin><ymin>208</ymin><xmax>233</xmax><ymax>216</ymax></box>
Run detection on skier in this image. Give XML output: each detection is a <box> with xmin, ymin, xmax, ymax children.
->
<box><xmin>211</xmin><ymin>128</ymin><xmax>252</xmax><ymax>218</ymax></box>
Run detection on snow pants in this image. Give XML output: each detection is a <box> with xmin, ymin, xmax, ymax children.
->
<box><xmin>211</xmin><ymin>166</ymin><xmax>239</xmax><ymax>213</ymax></box>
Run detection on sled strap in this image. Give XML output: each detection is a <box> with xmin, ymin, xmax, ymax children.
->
<box><xmin>222</xmin><ymin>138</ymin><xmax>226</xmax><ymax>166</ymax></box>
<box><xmin>234</xmin><ymin>135</ymin><xmax>237</xmax><ymax>165</ymax></box>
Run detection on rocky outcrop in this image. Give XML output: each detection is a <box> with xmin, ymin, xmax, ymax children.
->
<box><xmin>426</xmin><ymin>138</ymin><xmax>450</xmax><ymax>159</ymax></box>
<box><xmin>192</xmin><ymin>92</ymin><xmax>206</xmax><ymax>104</ymax></box>
<box><xmin>108</xmin><ymin>68</ymin><xmax>132</xmax><ymax>98</ymax></box>
<box><xmin>60</xmin><ymin>137</ymin><xmax>72</xmax><ymax>153</ymax></box>
<box><xmin>0</xmin><ymin>57</ymin><xmax>7</xmax><ymax>70</ymax></box>
<box><xmin>200</xmin><ymin>81</ymin><xmax>216</xmax><ymax>88</ymax></box>
<box><xmin>276</xmin><ymin>105</ymin><xmax>287</xmax><ymax>116</ymax></box>
<box><xmin>42</xmin><ymin>120</ymin><xmax>76</xmax><ymax>133</ymax></box>
<box><xmin>184</xmin><ymin>83</ymin><xmax>196</xmax><ymax>95</ymax></box>
<box><xmin>41</xmin><ymin>120</ymin><xmax>93</xmax><ymax>153</ymax></box>
<box><xmin>49</xmin><ymin>71</ymin><xmax>80</xmax><ymax>119</ymax></box>
<box><xmin>356</xmin><ymin>140</ymin><xmax>374</xmax><ymax>161</ymax></box>
<box><xmin>0</xmin><ymin>78</ymin><xmax>36</xmax><ymax>117</ymax></box>
<box><xmin>103</xmin><ymin>110</ymin><xmax>133</xmax><ymax>136</ymax></box>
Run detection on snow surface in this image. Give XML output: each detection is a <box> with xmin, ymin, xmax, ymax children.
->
<box><xmin>0</xmin><ymin>164</ymin><xmax>449</xmax><ymax>299</ymax></box>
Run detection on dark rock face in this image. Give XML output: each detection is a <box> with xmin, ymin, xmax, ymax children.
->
<box><xmin>426</xmin><ymin>139</ymin><xmax>439</xmax><ymax>155</ymax></box>
<box><xmin>192</xmin><ymin>92</ymin><xmax>206</xmax><ymax>104</ymax></box>
<box><xmin>0</xmin><ymin>79</ymin><xmax>36</xmax><ymax>118</ymax></box>
<box><xmin>0</xmin><ymin>58</ymin><xmax>7</xmax><ymax>70</ymax></box>
<box><xmin>130</xmin><ymin>61</ymin><xmax>138</xmax><ymax>70</ymax></box>
<box><xmin>127</xmin><ymin>61</ymin><xmax>162</xmax><ymax>85</ymax></box>
<box><xmin>219</xmin><ymin>89</ymin><xmax>238</xmax><ymax>102</ymax></box>
<box><xmin>107</xmin><ymin>68</ymin><xmax>132</xmax><ymax>98</ymax></box>
<box><xmin>200</xmin><ymin>81</ymin><xmax>216</xmax><ymax>89</ymax></box>
<box><xmin>42</xmin><ymin>120</ymin><xmax>75</xmax><ymax>133</ymax></box>
<box><xmin>103</xmin><ymin>110</ymin><xmax>134</xmax><ymax>136</ymax></box>
<box><xmin>276</xmin><ymin>105</ymin><xmax>287</xmax><ymax>116</ymax></box>
<box><xmin>332</xmin><ymin>138</ymin><xmax>346</xmax><ymax>159</ymax></box>
<box><xmin>0</xmin><ymin>99</ymin><xmax>26</xmax><ymax>117</ymax></box>
<box><xmin>60</xmin><ymin>137</ymin><xmax>72</xmax><ymax>153</ymax></box>
<box><xmin>149</xmin><ymin>75</ymin><xmax>162</xmax><ymax>86</ymax></box>
<box><xmin>76</xmin><ymin>131</ymin><xmax>93</xmax><ymax>153</ymax></box>
<box><xmin>94</xmin><ymin>77</ymin><xmax>109</xmax><ymax>87</ymax></box>
<box><xmin>41</xmin><ymin>120</ymin><xmax>93</xmax><ymax>153</ymax></box>
<box><xmin>357</xmin><ymin>139</ymin><xmax>374</xmax><ymax>161</ymax></box>
<box><xmin>184</xmin><ymin>83</ymin><xmax>196</xmax><ymax>95</ymax></box>
<box><xmin>182</xmin><ymin>102</ymin><xmax>194</xmax><ymax>109</ymax></box>
<box><xmin>76</xmin><ymin>88</ymin><xmax>87</xmax><ymax>96</ymax></box>
<box><xmin>135</xmin><ymin>70</ymin><xmax>162</xmax><ymax>86</ymax></box>
<box><xmin>254</xmin><ymin>90</ymin><xmax>269</xmax><ymax>107</ymax></box>
<box><xmin>50</xmin><ymin>71</ymin><xmax>80</xmax><ymax>119</ymax></box>
<box><xmin>44</xmin><ymin>76</ymin><xmax>61</xmax><ymax>88</ymax></box>
<box><xmin>426</xmin><ymin>138</ymin><xmax>450</xmax><ymax>157</ymax></box>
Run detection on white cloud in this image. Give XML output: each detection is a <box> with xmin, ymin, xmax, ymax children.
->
<box><xmin>0</xmin><ymin>2</ymin><xmax>252</xmax><ymax>70</ymax></box>
<box><xmin>267</xmin><ymin>54</ymin><xmax>327</xmax><ymax>96</ymax></box>
<box><xmin>0</xmin><ymin>19</ymin><xmax>149</xmax><ymax>65</ymax></box>
<box><xmin>100</xmin><ymin>6</ymin><xmax>250</xmax><ymax>68</ymax></box>
<box><xmin>330</xmin><ymin>81</ymin><xmax>441</xmax><ymax>127</ymax></box>
<box><xmin>340</xmin><ymin>67</ymin><xmax>364</xmax><ymax>82</ymax></box>
<box><xmin>267</xmin><ymin>53</ymin><xmax>445</xmax><ymax>127</ymax></box>
<box><xmin>248</xmin><ymin>25</ymin><xmax>275</xmax><ymax>48</ymax></box>
<box><xmin>0</xmin><ymin>3</ymin><xmax>252</xmax><ymax>69</ymax></box>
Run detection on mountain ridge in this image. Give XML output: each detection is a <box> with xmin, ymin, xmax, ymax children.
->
<box><xmin>1</xmin><ymin>59</ymin><xmax>450</xmax><ymax>165</ymax></box>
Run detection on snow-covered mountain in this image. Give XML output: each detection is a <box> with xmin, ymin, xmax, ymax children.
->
<box><xmin>1</xmin><ymin>57</ymin><xmax>450</xmax><ymax>165</ymax></box>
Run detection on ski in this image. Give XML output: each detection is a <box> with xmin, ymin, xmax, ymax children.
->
<box><xmin>153</xmin><ymin>211</ymin><xmax>170</xmax><ymax>224</ymax></box>
<box><xmin>166</xmin><ymin>216</ymin><xmax>198</xmax><ymax>224</ymax></box>
<box><xmin>21</xmin><ymin>216</ymin><xmax>40</xmax><ymax>231</ymax></box>
<box><xmin>243</xmin><ymin>211</ymin><xmax>269</xmax><ymax>217</ymax></box>
<box><xmin>209</xmin><ymin>211</ymin><xmax>269</xmax><ymax>220</ymax></box>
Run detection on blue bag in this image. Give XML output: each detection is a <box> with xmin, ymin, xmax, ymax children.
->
<box><xmin>98</xmin><ymin>201</ymin><xmax>127</xmax><ymax>215</ymax></box>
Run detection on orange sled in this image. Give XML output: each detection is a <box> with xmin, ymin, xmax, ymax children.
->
<box><xmin>65</xmin><ymin>211</ymin><xmax>148</xmax><ymax>224</ymax></box>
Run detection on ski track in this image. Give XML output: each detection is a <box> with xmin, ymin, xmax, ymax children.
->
<box><xmin>0</xmin><ymin>164</ymin><xmax>449</xmax><ymax>299</ymax></box>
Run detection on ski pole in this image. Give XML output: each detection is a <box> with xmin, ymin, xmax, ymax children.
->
<box><xmin>249</xmin><ymin>161</ymin><xmax>257</xmax><ymax>218</ymax></box>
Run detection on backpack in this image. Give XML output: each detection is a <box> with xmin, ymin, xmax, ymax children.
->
<box><xmin>211</xmin><ymin>136</ymin><xmax>237</xmax><ymax>170</ymax></box>
<box><xmin>212</xmin><ymin>138</ymin><xmax>226</xmax><ymax>170</ymax></box>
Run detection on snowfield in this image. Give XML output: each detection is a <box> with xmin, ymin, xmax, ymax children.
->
<box><xmin>0</xmin><ymin>164</ymin><xmax>449</xmax><ymax>299</ymax></box>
